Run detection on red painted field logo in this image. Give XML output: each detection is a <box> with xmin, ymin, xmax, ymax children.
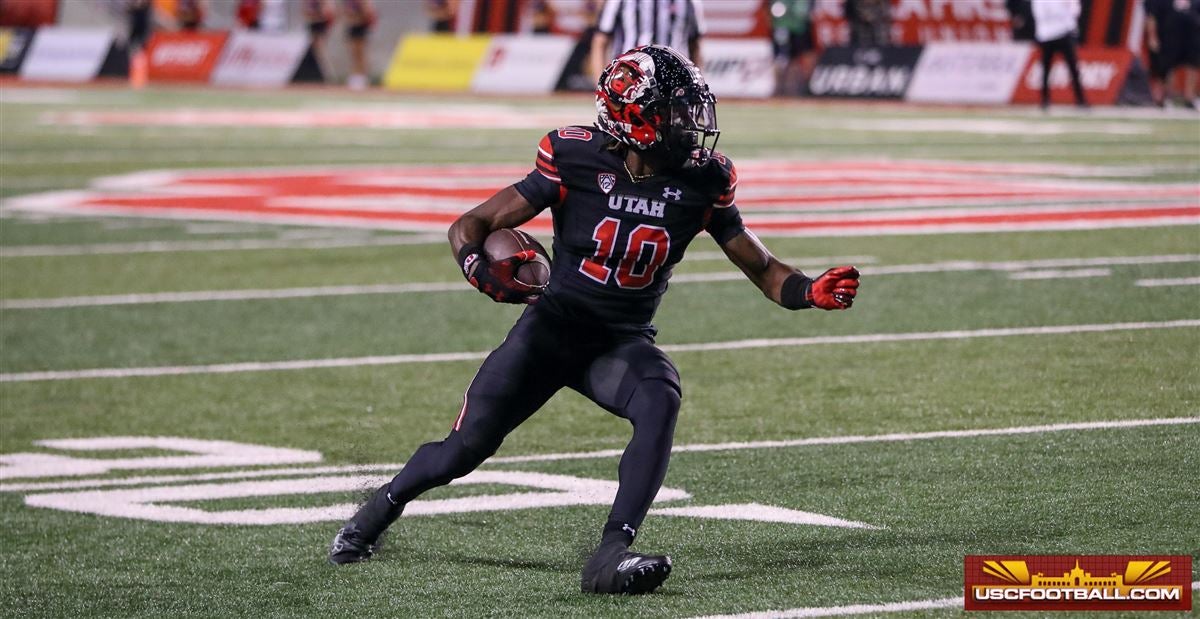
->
<box><xmin>964</xmin><ymin>555</ymin><xmax>1192</xmax><ymax>611</ymax></box>
<box><xmin>4</xmin><ymin>160</ymin><xmax>1197</xmax><ymax>236</ymax></box>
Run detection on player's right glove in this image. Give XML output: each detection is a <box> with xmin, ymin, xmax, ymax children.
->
<box><xmin>458</xmin><ymin>244</ymin><xmax>540</xmax><ymax>304</ymax></box>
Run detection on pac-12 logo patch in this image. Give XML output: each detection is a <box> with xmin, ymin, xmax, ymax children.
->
<box><xmin>597</xmin><ymin>172</ymin><xmax>617</xmax><ymax>194</ymax></box>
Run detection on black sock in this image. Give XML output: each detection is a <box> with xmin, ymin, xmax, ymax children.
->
<box><xmin>601</xmin><ymin>520</ymin><xmax>635</xmax><ymax>548</ymax></box>
<box><xmin>351</xmin><ymin>484</ymin><xmax>403</xmax><ymax>537</ymax></box>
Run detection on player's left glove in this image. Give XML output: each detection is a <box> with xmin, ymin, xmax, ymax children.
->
<box><xmin>780</xmin><ymin>266</ymin><xmax>860</xmax><ymax>310</ymax></box>
<box><xmin>808</xmin><ymin>266</ymin><xmax>859</xmax><ymax>310</ymax></box>
<box><xmin>458</xmin><ymin>245</ymin><xmax>540</xmax><ymax>304</ymax></box>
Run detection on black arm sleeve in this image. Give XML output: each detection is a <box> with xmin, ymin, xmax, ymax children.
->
<box><xmin>706</xmin><ymin>205</ymin><xmax>745</xmax><ymax>245</ymax></box>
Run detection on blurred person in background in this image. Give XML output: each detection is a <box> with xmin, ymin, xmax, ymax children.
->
<box><xmin>236</xmin><ymin>0</ymin><xmax>261</xmax><ymax>30</ymax></box>
<box><xmin>305</xmin><ymin>0</ymin><xmax>335</xmax><ymax>47</ymax></box>
<box><xmin>1144</xmin><ymin>0</ymin><xmax>1200</xmax><ymax>108</ymax></box>
<box><xmin>342</xmin><ymin>0</ymin><xmax>376</xmax><ymax>90</ymax></box>
<box><xmin>176</xmin><ymin>0</ymin><xmax>205</xmax><ymax>31</ymax></box>
<box><xmin>844</xmin><ymin>0</ymin><xmax>891</xmax><ymax>47</ymax></box>
<box><xmin>770</xmin><ymin>0</ymin><xmax>817</xmax><ymax>95</ymax></box>
<box><xmin>556</xmin><ymin>0</ymin><xmax>602</xmax><ymax>91</ymax></box>
<box><xmin>1031</xmin><ymin>0</ymin><xmax>1088</xmax><ymax>109</ymax></box>
<box><xmin>426</xmin><ymin>0</ymin><xmax>457</xmax><ymax>33</ymax></box>
<box><xmin>126</xmin><ymin>0</ymin><xmax>152</xmax><ymax>51</ymax></box>
<box><xmin>531</xmin><ymin>0</ymin><xmax>556</xmax><ymax>34</ymax></box>
<box><xmin>1005</xmin><ymin>0</ymin><xmax>1035</xmax><ymax>41</ymax></box>
<box><xmin>259</xmin><ymin>0</ymin><xmax>288</xmax><ymax>31</ymax></box>
<box><xmin>304</xmin><ymin>0</ymin><xmax>335</xmax><ymax>83</ymax></box>
<box><xmin>590</xmin><ymin>0</ymin><xmax>705</xmax><ymax>79</ymax></box>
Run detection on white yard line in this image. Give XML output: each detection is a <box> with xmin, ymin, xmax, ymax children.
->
<box><xmin>0</xmin><ymin>234</ymin><xmax>447</xmax><ymax>257</ymax></box>
<box><xmin>1008</xmin><ymin>268</ymin><xmax>1112</xmax><ymax>280</ymax></box>
<box><xmin>489</xmin><ymin>416</ymin><xmax>1199</xmax><ymax>464</ymax></box>
<box><xmin>685</xmin><ymin>253</ymin><xmax>878</xmax><ymax>264</ymax></box>
<box><xmin>1</xmin><ymin>319</ymin><xmax>1195</xmax><ymax>383</ymax></box>
<box><xmin>1136</xmin><ymin>276</ymin><xmax>1200</xmax><ymax>287</ymax></box>
<box><xmin>2</xmin><ymin>416</ymin><xmax>1194</xmax><ymax>492</ymax></box>
<box><xmin>0</xmin><ymin>463</ymin><xmax>405</xmax><ymax>493</ymax></box>
<box><xmin>676</xmin><ymin>254</ymin><xmax>1200</xmax><ymax>283</ymax></box>
<box><xmin>0</xmin><ymin>282</ymin><xmax>466</xmax><ymax>309</ymax></box>
<box><xmin>690</xmin><ymin>596</ymin><xmax>964</xmax><ymax>619</ymax></box>
<box><xmin>3</xmin><ymin>254</ymin><xmax>1196</xmax><ymax>310</ymax></box>
<box><xmin>691</xmin><ymin>581</ymin><xmax>1200</xmax><ymax>619</ymax></box>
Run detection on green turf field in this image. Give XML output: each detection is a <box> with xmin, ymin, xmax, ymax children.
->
<box><xmin>1</xmin><ymin>87</ymin><xmax>1197</xmax><ymax>618</ymax></box>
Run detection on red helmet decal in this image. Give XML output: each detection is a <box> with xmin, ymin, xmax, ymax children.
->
<box><xmin>606</xmin><ymin>61</ymin><xmax>645</xmax><ymax>101</ymax></box>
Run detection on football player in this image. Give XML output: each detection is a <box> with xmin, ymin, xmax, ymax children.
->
<box><xmin>329</xmin><ymin>45</ymin><xmax>860</xmax><ymax>595</ymax></box>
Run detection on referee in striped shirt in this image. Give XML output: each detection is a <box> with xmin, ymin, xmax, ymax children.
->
<box><xmin>589</xmin><ymin>0</ymin><xmax>707</xmax><ymax>78</ymax></box>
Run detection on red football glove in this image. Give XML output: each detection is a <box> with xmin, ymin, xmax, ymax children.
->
<box><xmin>807</xmin><ymin>266</ymin><xmax>860</xmax><ymax>310</ymax></box>
<box><xmin>462</xmin><ymin>248</ymin><xmax>542</xmax><ymax>305</ymax></box>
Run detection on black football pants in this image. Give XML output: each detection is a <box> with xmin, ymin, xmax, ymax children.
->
<box><xmin>383</xmin><ymin>303</ymin><xmax>681</xmax><ymax>536</ymax></box>
<box><xmin>1039</xmin><ymin>36</ymin><xmax>1087</xmax><ymax>106</ymax></box>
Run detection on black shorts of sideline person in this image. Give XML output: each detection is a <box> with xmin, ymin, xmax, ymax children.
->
<box><xmin>1148</xmin><ymin>31</ymin><xmax>1200</xmax><ymax>79</ymax></box>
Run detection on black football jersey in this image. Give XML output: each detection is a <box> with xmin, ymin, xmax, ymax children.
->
<box><xmin>513</xmin><ymin>125</ymin><xmax>745</xmax><ymax>328</ymax></box>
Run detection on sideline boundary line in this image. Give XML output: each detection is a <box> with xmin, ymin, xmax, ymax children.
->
<box><xmin>2</xmin><ymin>416</ymin><xmax>1195</xmax><ymax>491</ymax></box>
<box><xmin>1</xmin><ymin>319</ymin><xmax>1197</xmax><ymax>382</ymax></box>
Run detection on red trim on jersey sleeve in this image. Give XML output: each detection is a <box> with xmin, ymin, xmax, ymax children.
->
<box><xmin>535</xmin><ymin>134</ymin><xmax>561</xmax><ymax>183</ymax></box>
<box><xmin>715</xmin><ymin>161</ymin><xmax>738</xmax><ymax>207</ymax></box>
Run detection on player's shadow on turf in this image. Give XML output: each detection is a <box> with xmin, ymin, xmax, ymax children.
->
<box><xmin>450</xmin><ymin>555</ymin><xmax>575</xmax><ymax>574</ymax></box>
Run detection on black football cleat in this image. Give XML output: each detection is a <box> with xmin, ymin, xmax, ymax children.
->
<box><xmin>328</xmin><ymin>522</ymin><xmax>381</xmax><ymax>564</ymax></box>
<box><xmin>581</xmin><ymin>543</ymin><xmax>672</xmax><ymax>595</ymax></box>
<box><xmin>328</xmin><ymin>484</ymin><xmax>402</xmax><ymax>565</ymax></box>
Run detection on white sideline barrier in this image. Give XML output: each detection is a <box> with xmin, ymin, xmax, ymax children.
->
<box><xmin>906</xmin><ymin>41</ymin><xmax>1033</xmax><ymax>104</ymax></box>
<box><xmin>210</xmin><ymin>31</ymin><xmax>309</xmax><ymax>88</ymax></box>
<box><xmin>18</xmin><ymin>27</ymin><xmax>114</xmax><ymax>82</ymax></box>
<box><xmin>701</xmin><ymin>38</ymin><xmax>775</xmax><ymax>99</ymax></box>
<box><xmin>471</xmin><ymin>35</ymin><xmax>575</xmax><ymax>95</ymax></box>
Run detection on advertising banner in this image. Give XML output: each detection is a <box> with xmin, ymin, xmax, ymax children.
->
<box><xmin>211</xmin><ymin>31</ymin><xmax>310</xmax><ymax>88</ymax></box>
<box><xmin>145</xmin><ymin>30</ymin><xmax>228</xmax><ymax>82</ymax></box>
<box><xmin>906</xmin><ymin>41</ymin><xmax>1032</xmax><ymax>104</ymax></box>
<box><xmin>384</xmin><ymin>34</ymin><xmax>492</xmax><ymax>92</ymax></box>
<box><xmin>19</xmin><ymin>27</ymin><xmax>114</xmax><ymax>82</ymax></box>
<box><xmin>1011</xmin><ymin>47</ymin><xmax>1137</xmax><ymax>106</ymax></box>
<box><xmin>471</xmin><ymin>35</ymin><xmax>574</xmax><ymax>95</ymax></box>
<box><xmin>699</xmin><ymin>38</ymin><xmax>775</xmax><ymax>99</ymax></box>
<box><xmin>807</xmin><ymin>46</ymin><xmax>922</xmax><ymax>99</ymax></box>
<box><xmin>810</xmin><ymin>0</ymin><xmax>1015</xmax><ymax>50</ymax></box>
<box><xmin>0</xmin><ymin>28</ymin><xmax>33</xmax><ymax>73</ymax></box>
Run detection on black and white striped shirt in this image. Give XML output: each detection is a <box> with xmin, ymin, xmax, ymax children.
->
<box><xmin>596</xmin><ymin>0</ymin><xmax>706</xmax><ymax>61</ymax></box>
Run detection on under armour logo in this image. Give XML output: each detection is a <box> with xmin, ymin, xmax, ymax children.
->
<box><xmin>663</xmin><ymin>187</ymin><xmax>682</xmax><ymax>201</ymax></box>
<box><xmin>622</xmin><ymin>524</ymin><xmax>637</xmax><ymax>537</ymax></box>
<box><xmin>617</xmin><ymin>557</ymin><xmax>643</xmax><ymax>571</ymax></box>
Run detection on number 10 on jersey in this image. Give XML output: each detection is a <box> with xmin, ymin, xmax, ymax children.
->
<box><xmin>580</xmin><ymin>217</ymin><xmax>671</xmax><ymax>290</ymax></box>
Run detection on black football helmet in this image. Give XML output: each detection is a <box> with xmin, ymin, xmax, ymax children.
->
<box><xmin>595</xmin><ymin>45</ymin><xmax>719</xmax><ymax>169</ymax></box>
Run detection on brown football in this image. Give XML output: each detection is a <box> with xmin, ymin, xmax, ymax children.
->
<box><xmin>483</xmin><ymin>228</ymin><xmax>552</xmax><ymax>288</ymax></box>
